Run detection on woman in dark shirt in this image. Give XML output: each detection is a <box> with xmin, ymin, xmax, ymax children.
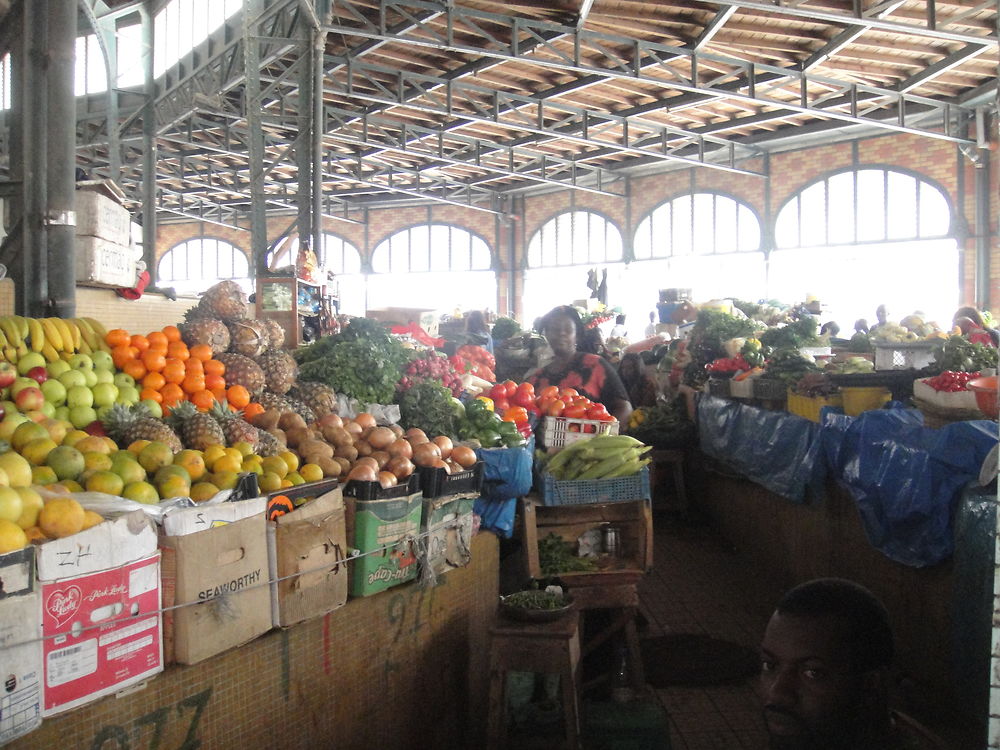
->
<box><xmin>525</xmin><ymin>305</ymin><xmax>632</xmax><ymax>424</ymax></box>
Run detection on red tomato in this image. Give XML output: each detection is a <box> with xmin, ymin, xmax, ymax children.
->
<box><xmin>559</xmin><ymin>387</ymin><xmax>579</xmax><ymax>399</ymax></box>
<box><xmin>489</xmin><ymin>384</ymin><xmax>508</xmax><ymax>401</ymax></box>
<box><xmin>539</xmin><ymin>385</ymin><xmax>559</xmax><ymax>400</ymax></box>
<box><xmin>563</xmin><ymin>403</ymin><xmax>588</xmax><ymax>419</ymax></box>
<box><xmin>502</xmin><ymin>406</ymin><xmax>529</xmax><ymax>424</ymax></box>
<box><xmin>517</xmin><ymin>381</ymin><xmax>535</xmax><ymax>395</ymax></box>
<box><xmin>537</xmin><ymin>396</ymin><xmax>555</xmax><ymax>413</ymax></box>
<box><xmin>493</xmin><ymin>398</ymin><xmax>510</xmax><ymax>413</ymax></box>
<box><xmin>503</xmin><ymin>380</ymin><xmax>517</xmax><ymax>397</ymax></box>
<box><xmin>546</xmin><ymin>399</ymin><xmax>566</xmax><ymax>417</ymax></box>
<box><xmin>586</xmin><ymin>403</ymin><xmax>610</xmax><ymax>420</ymax></box>
<box><xmin>512</xmin><ymin>390</ymin><xmax>536</xmax><ymax>409</ymax></box>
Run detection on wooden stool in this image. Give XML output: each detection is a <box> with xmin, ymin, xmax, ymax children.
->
<box><xmin>486</xmin><ymin>610</ymin><xmax>582</xmax><ymax>750</ymax></box>
<box><xmin>651</xmin><ymin>449</ymin><xmax>687</xmax><ymax>513</ymax></box>
<box><xmin>569</xmin><ymin>576</ymin><xmax>646</xmax><ymax>692</ymax></box>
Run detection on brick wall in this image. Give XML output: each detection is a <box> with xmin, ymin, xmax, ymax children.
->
<box><xmin>7</xmin><ymin>532</ymin><xmax>499</xmax><ymax>750</ymax></box>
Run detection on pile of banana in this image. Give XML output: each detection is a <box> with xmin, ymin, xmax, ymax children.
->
<box><xmin>544</xmin><ymin>434</ymin><xmax>651</xmax><ymax>481</ymax></box>
<box><xmin>0</xmin><ymin>316</ymin><xmax>111</xmax><ymax>363</ymax></box>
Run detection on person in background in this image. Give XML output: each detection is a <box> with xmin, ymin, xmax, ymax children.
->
<box><xmin>656</xmin><ymin>288</ymin><xmax>680</xmax><ymax>325</ymax></box>
<box><xmin>465</xmin><ymin>310</ymin><xmax>494</xmax><ymax>354</ymax></box>
<box><xmin>609</xmin><ymin>314</ymin><xmax>628</xmax><ymax>341</ymax></box>
<box><xmin>618</xmin><ymin>352</ymin><xmax>658</xmax><ymax>409</ymax></box>
<box><xmin>759</xmin><ymin>578</ymin><xmax>948</xmax><ymax>750</ymax></box>
<box><xmin>869</xmin><ymin>304</ymin><xmax>889</xmax><ymax>334</ymax></box>
<box><xmin>644</xmin><ymin>311</ymin><xmax>657</xmax><ymax>338</ymax></box>
<box><xmin>525</xmin><ymin>305</ymin><xmax>632</xmax><ymax>424</ymax></box>
<box><xmin>819</xmin><ymin>321</ymin><xmax>840</xmax><ymax>338</ymax></box>
<box><xmin>953</xmin><ymin>305</ymin><xmax>999</xmax><ymax>346</ymax></box>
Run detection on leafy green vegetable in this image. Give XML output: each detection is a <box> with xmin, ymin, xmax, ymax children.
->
<box><xmin>503</xmin><ymin>590</ymin><xmax>570</xmax><ymax>610</ymax></box>
<box><xmin>682</xmin><ymin>310</ymin><xmax>758</xmax><ymax>387</ymax></box>
<box><xmin>760</xmin><ymin>348</ymin><xmax>820</xmax><ymax>385</ymax></box>
<box><xmin>538</xmin><ymin>533</ymin><xmax>597</xmax><ymax>576</ymax></box>
<box><xmin>491</xmin><ymin>316</ymin><xmax>522</xmax><ymax>341</ymax></box>
<box><xmin>759</xmin><ymin>317</ymin><xmax>819</xmax><ymax>350</ymax></box>
<box><xmin>626</xmin><ymin>398</ymin><xmax>696</xmax><ymax>449</ymax></box>
<box><xmin>930</xmin><ymin>335</ymin><xmax>998</xmax><ymax>373</ymax></box>
<box><xmin>396</xmin><ymin>380</ymin><xmax>458</xmax><ymax>438</ymax></box>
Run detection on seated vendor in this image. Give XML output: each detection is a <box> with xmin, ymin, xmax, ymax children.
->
<box><xmin>525</xmin><ymin>305</ymin><xmax>633</xmax><ymax>425</ymax></box>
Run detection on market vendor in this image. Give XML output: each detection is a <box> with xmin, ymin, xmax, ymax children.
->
<box><xmin>525</xmin><ymin>305</ymin><xmax>633</xmax><ymax>424</ymax></box>
<box><xmin>953</xmin><ymin>306</ymin><xmax>999</xmax><ymax>346</ymax></box>
<box><xmin>464</xmin><ymin>310</ymin><xmax>494</xmax><ymax>354</ymax></box>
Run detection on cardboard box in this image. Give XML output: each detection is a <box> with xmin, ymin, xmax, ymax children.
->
<box><xmin>36</xmin><ymin>511</ymin><xmax>162</xmax><ymax>716</ymax></box>
<box><xmin>75</xmin><ymin>181</ymin><xmax>131</xmax><ymax>245</ymax></box>
<box><xmin>345</xmin><ymin>492</ymin><xmax>423</xmax><ymax>597</ymax></box>
<box><xmin>159</xmin><ymin>502</ymin><xmax>271</xmax><ymax>665</ymax></box>
<box><xmin>161</xmin><ymin>496</ymin><xmax>265</xmax><ymax>537</ymax></box>
<box><xmin>421</xmin><ymin>494</ymin><xmax>475</xmax><ymax>577</ymax></box>
<box><xmin>0</xmin><ymin>547</ymin><xmax>42</xmax><ymax>744</ymax></box>
<box><xmin>75</xmin><ymin>235</ymin><xmax>137</xmax><ymax>288</ymax></box>
<box><xmin>367</xmin><ymin>307</ymin><xmax>439</xmax><ymax>337</ymax></box>
<box><xmin>267</xmin><ymin>484</ymin><xmax>348</xmax><ymax>627</ymax></box>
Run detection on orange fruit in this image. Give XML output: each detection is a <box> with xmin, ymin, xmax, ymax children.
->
<box><xmin>106</xmin><ymin>329</ymin><xmax>131</xmax><ymax>348</ymax></box>
<box><xmin>123</xmin><ymin>359</ymin><xmax>147</xmax><ymax>381</ymax></box>
<box><xmin>189</xmin><ymin>344</ymin><xmax>213</xmax><ymax>362</ymax></box>
<box><xmin>204</xmin><ymin>359</ymin><xmax>225</xmax><ymax>377</ymax></box>
<box><xmin>142</xmin><ymin>371</ymin><xmax>166</xmax><ymax>391</ymax></box>
<box><xmin>162</xmin><ymin>325</ymin><xmax>182</xmax><ymax>343</ymax></box>
<box><xmin>226</xmin><ymin>385</ymin><xmax>251</xmax><ymax>409</ymax></box>
<box><xmin>139</xmin><ymin>387</ymin><xmax>163</xmax><ymax>404</ymax></box>
<box><xmin>184</xmin><ymin>358</ymin><xmax>204</xmax><ymax>374</ymax></box>
<box><xmin>210</xmin><ymin>387</ymin><xmax>227</xmax><ymax>402</ymax></box>
<box><xmin>204</xmin><ymin>373</ymin><xmax>226</xmax><ymax>392</ymax></box>
<box><xmin>243</xmin><ymin>402</ymin><xmax>265</xmax><ymax>421</ymax></box>
<box><xmin>112</xmin><ymin>345</ymin><xmax>138</xmax><ymax>369</ymax></box>
<box><xmin>190</xmin><ymin>389</ymin><xmax>215</xmax><ymax>411</ymax></box>
<box><xmin>142</xmin><ymin>350</ymin><xmax>166</xmax><ymax>373</ymax></box>
<box><xmin>160</xmin><ymin>383</ymin><xmax>184</xmax><ymax>407</ymax></box>
<box><xmin>130</xmin><ymin>334</ymin><xmax>150</xmax><ymax>353</ymax></box>
<box><xmin>182</xmin><ymin>374</ymin><xmax>205</xmax><ymax>394</ymax></box>
<box><xmin>162</xmin><ymin>360</ymin><xmax>185</xmax><ymax>384</ymax></box>
<box><xmin>167</xmin><ymin>342</ymin><xmax>190</xmax><ymax>361</ymax></box>
<box><xmin>146</xmin><ymin>343</ymin><xmax>168</xmax><ymax>357</ymax></box>
<box><xmin>146</xmin><ymin>331</ymin><xmax>168</xmax><ymax>349</ymax></box>
<box><xmin>38</xmin><ymin>497</ymin><xmax>85</xmax><ymax>539</ymax></box>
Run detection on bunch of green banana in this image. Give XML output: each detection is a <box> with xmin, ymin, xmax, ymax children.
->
<box><xmin>545</xmin><ymin>434</ymin><xmax>651</xmax><ymax>481</ymax></box>
<box><xmin>0</xmin><ymin>315</ymin><xmax>111</xmax><ymax>363</ymax></box>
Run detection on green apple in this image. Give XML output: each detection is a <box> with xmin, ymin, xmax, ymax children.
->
<box><xmin>81</xmin><ymin>369</ymin><xmax>98</xmax><ymax>388</ymax></box>
<box><xmin>46</xmin><ymin>360</ymin><xmax>71</xmax><ymax>378</ymax></box>
<box><xmin>40</xmin><ymin>379</ymin><xmax>67</xmax><ymax>406</ymax></box>
<box><xmin>0</xmin><ymin>401</ymin><xmax>16</xmax><ymax>417</ymax></box>
<box><xmin>116</xmin><ymin>385</ymin><xmax>140</xmax><ymax>406</ymax></box>
<box><xmin>0</xmin><ymin>486</ymin><xmax>23</xmax><ymax>523</ymax></box>
<box><xmin>54</xmin><ymin>406</ymin><xmax>70</xmax><ymax>422</ymax></box>
<box><xmin>66</xmin><ymin>385</ymin><xmax>94</xmax><ymax>409</ymax></box>
<box><xmin>91</xmin><ymin>382</ymin><xmax>118</xmax><ymax>408</ymax></box>
<box><xmin>113</xmin><ymin>373</ymin><xmax>136</xmax><ymax>389</ymax></box>
<box><xmin>140</xmin><ymin>398</ymin><xmax>163</xmax><ymax>419</ymax></box>
<box><xmin>16</xmin><ymin>352</ymin><xmax>46</xmax><ymax>376</ymax></box>
<box><xmin>0</xmin><ymin>413</ymin><xmax>29</xmax><ymax>441</ymax></box>
<box><xmin>91</xmin><ymin>350</ymin><xmax>114</xmax><ymax>371</ymax></box>
<box><xmin>68</xmin><ymin>353</ymin><xmax>94</xmax><ymax>371</ymax></box>
<box><xmin>68</xmin><ymin>405</ymin><xmax>98</xmax><ymax>429</ymax></box>
<box><xmin>39</xmin><ymin>401</ymin><xmax>55</xmax><ymax>418</ymax></box>
<box><xmin>58</xmin><ymin>370</ymin><xmax>86</xmax><ymax>389</ymax></box>
<box><xmin>10</xmin><ymin>378</ymin><xmax>38</xmax><ymax>398</ymax></box>
<box><xmin>95</xmin><ymin>404</ymin><xmax>114</xmax><ymax>421</ymax></box>
<box><xmin>0</xmin><ymin>387</ymin><xmax>8</xmax><ymax>401</ymax></box>
<box><xmin>93</xmin><ymin>369</ymin><xmax>114</xmax><ymax>385</ymax></box>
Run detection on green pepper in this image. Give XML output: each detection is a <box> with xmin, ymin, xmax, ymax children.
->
<box><xmin>501</xmin><ymin>433</ymin><xmax>526</xmax><ymax>448</ymax></box>
<box><xmin>497</xmin><ymin>420</ymin><xmax>520</xmax><ymax>436</ymax></box>
<box><xmin>478</xmin><ymin>429</ymin><xmax>502</xmax><ymax>447</ymax></box>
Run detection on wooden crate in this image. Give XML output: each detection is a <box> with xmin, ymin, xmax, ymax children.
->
<box><xmin>521</xmin><ymin>499</ymin><xmax>653</xmax><ymax>588</ymax></box>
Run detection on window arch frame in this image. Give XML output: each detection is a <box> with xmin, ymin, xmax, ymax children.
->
<box><xmin>369</xmin><ymin>222</ymin><xmax>494</xmax><ymax>274</ymax></box>
<box><xmin>773</xmin><ymin>164</ymin><xmax>956</xmax><ymax>250</ymax></box>
<box><xmin>156</xmin><ymin>235</ymin><xmax>251</xmax><ymax>293</ymax></box>
<box><xmin>268</xmin><ymin>232</ymin><xmax>363</xmax><ymax>276</ymax></box>
<box><xmin>526</xmin><ymin>209</ymin><xmax>625</xmax><ymax>269</ymax></box>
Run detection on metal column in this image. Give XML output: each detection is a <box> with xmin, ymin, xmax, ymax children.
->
<box><xmin>46</xmin><ymin>0</ymin><xmax>77</xmax><ymax>318</ymax></box>
<box><xmin>140</xmin><ymin>6</ymin><xmax>157</xmax><ymax>278</ymax></box>
<box><xmin>244</xmin><ymin>0</ymin><xmax>268</xmax><ymax>280</ymax></box>
<box><xmin>21</xmin><ymin>0</ymin><xmax>49</xmax><ymax>317</ymax></box>
<box><xmin>973</xmin><ymin>108</ymin><xmax>991</xmax><ymax>308</ymax></box>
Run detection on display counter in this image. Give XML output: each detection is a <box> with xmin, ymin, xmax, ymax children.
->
<box><xmin>6</xmin><ymin>532</ymin><xmax>499</xmax><ymax>750</ymax></box>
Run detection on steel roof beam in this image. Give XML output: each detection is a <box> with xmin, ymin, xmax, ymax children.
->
<box><xmin>694</xmin><ymin>7</ymin><xmax>737</xmax><ymax>51</ymax></box>
<box><xmin>322</xmin><ymin>0</ymin><xmax>976</xmax><ymax>143</ymax></box>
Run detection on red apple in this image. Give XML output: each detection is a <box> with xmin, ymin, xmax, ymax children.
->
<box><xmin>26</xmin><ymin>366</ymin><xmax>48</xmax><ymax>384</ymax></box>
<box><xmin>14</xmin><ymin>386</ymin><xmax>44</xmax><ymax>412</ymax></box>
<box><xmin>84</xmin><ymin>420</ymin><xmax>107</xmax><ymax>437</ymax></box>
<box><xmin>0</xmin><ymin>361</ymin><xmax>16</xmax><ymax>389</ymax></box>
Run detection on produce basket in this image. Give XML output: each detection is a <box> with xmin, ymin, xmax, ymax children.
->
<box><xmin>417</xmin><ymin>460</ymin><xmax>484</xmax><ymax>499</ymax></box>
<box><xmin>752</xmin><ymin>378</ymin><xmax>789</xmax><ymax>401</ymax></box>
<box><xmin>841</xmin><ymin>386</ymin><xmax>891</xmax><ymax>416</ymax></box>
<box><xmin>540</xmin><ymin>465</ymin><xmax>650</xmax><ymax>507</ymax></box>
<box><xmin>344</xmin><ymin>473</ymin><xmax>420</xmax><ymax>502</ymax></box>
<box><xmin>787</xmin><ymin>391</ymin><xmax>843</xmax><ymax>423</ymax></box>
<box><xmin>541</xmin><ymin>415</ymin><xmax>619</xmax><ymax>450</ymax></box>
<box><xmin>873</xmin><ymin>341</ymin><xmax>936</xmax><ymax>371</ymax></box>
<box><xmin>827</xmin><ymin>370</ymin><xmax>917</xmax><ymax>401</ymax></box>
<box><xmin>707</xmin><ymin>378</ymin><xmax>731</xmax><ymax>398</ymax></box>
<box><xmin>729</xmin><ymin>378</ymin><xmax>755</xmax><ymax>399</ymax></box>
<box><xmin>913</xmin><ymin>398</ymin><xmax>984</xmax><ymax>429</ymax></box>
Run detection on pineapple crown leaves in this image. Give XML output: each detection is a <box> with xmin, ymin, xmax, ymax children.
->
<box><xmin>164</xmin><ymin>399</ymin><xmax>199</xmax><ymax>427</ymax></box>
<box><xmin>209</xmin><ymin>398</ymin><xmax>244</xmax><ymax>422</ymax></box>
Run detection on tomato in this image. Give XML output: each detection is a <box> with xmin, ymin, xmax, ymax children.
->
<box><xmin>559</xmin><ymin>387</ymin><xmax>579</xmax><ymax>399</ymax></box>
<box><xmin>502</xmin><ymin>406</ymin><xmax>529</xmax><ymax>424</ymax></box>
<box><xmin>489</xmin><ymin>384</ymin><xmax>508</xmax><ymax>401</ymax></box>
<box><xmin>517</xmin><ymin>381</ymin><xmax>535</xmax><ymax>396</ymax></box>
<box><xmin>493</xmin><ymin>398</ymin><xmax>510</xmax><ymax>413</ymax></box>
<box><xmin>536</xmin><ymin>396</ymin><xmax>555</xmax><ymax>413</ymax></box>
<box><xmin>512</xmin><ymin>389</ymin><xmax>536</xmax><ymax>409</ymax></box>
<box><xmin>539</xmin><ymin>385</ymin><xmax>559</xmax><ymax>400</ymax></box>
<box><xmin>586</xmin><ymin>403</ymin><xmax>610</xmax><ymax>420</ymax></box>
<box><xmin>563</xmin><ymin>403</ymin><xmax>588</xmax><ymax>419</ymax></box>
<box><xmin>546</xmin><ymin>399</ymin><xmax>566</xmax><ymax>417</ymax></box>
<box><xmin>503</xmin><ymin>380</ymin><xmax>518</xmax><ymax>398</ymax></box>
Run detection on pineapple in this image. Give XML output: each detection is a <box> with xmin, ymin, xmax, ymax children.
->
<box><xmin>180</xmin><ymin>310</ymin><xmax>231</xmax><ymax>353</ymax></box>
<box><xmin>216</xmin><ymin>352</ymin><xmax>266</xmax><ymax>395</ymax></box>
<box><xmin>256</xmin><ymin>390</ymin><xmax>316</xmax><ymax>424</ymax></box>
<box><xmin>102</xmin><ymin>403</ymin><xmax>183</xmax><ymax>454</ymax></box>
<box><xmin>262</xmin><ymin>318</ymin><xmax>285</xmax><ymax>350</ymax></box>
<box><xmin>210</xmin><ymin>401</ymin><xmax>260</xmax><ymax>450</ymax></box>
<box><xmin>255</xmin><ymin>428</ymin><xmax>284</xmax><ymax>457</ymax></box>
<box><xmin>288</xmin><ymin>381</ymin><xmax>337</xmax><ymax>418</ymax></box>
<box><xmin>200</xmin><ymin>280</ymin><xmax>248</xmax><ymax>322</ymax></box>
<box><xmin>256</xmin><ymin>350</ymin><xmax>298</xmax><ymax>395</ymax></box>
<box><xmin>228</xmin><ymin>319</ymin><xmax>269</xmax><ymax>358</ymax></box>
<box><xmin>167</xmin><ymin>401</ymin><xmax>227</xmax><ymax>451</ymax></box>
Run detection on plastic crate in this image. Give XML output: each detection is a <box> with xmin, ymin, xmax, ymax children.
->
<box><xmin>542</xmin><ymin>415</ymin><xmax>619</xmax><ymax>449</ymax></box>
<box><xmin>873</xmin><ymin>342</ymin><xmax>936</xmax><ymax>371</ymax></box>
<box><xmin>707</xmin><ymin>378</ymin><xmax>731</xmax><ymax>397</ymax></box>
<box><xmin>787</xmin><ymin>391</ymin><xmax>843</xmax><ymax>423</ymax></box>
<box><xmin>752</xmin><ymin>379</ymin><xmax>788</xmax><ymax>401</ymax></box>
<box><xmin>417</xmin><ymin>460</ymin><xmax>484</xmax><ymax>499</ymax></box>
<box><xmin>540</xmin><ymin>465</ymin><xmax>651</xmax><ymax>506</ymax></box>
<box><xmin>344</xmin><ymin>473</ymin><xmax>419</xmax><ymax>501</ymax></box>
<box><xmin>841</xmin><ymin>386</ymin><xmax>891</xmax><ymax>416</ymax></box>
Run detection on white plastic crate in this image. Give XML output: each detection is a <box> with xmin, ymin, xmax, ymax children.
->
<box><xmin>873</xmin><ymin>342</ymin><xmax>935</xmax><ymax>371</ymax></box>
<box><xmin>542</xmin><ymin>415</ymin><xmax>619</xmax><ymax>449</ymax></box>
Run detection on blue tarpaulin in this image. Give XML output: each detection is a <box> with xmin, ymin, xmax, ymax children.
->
<box><xmin>474</xmin><ymin>437</ymin><xmax>534</xmax><ymax>538</ymax></box>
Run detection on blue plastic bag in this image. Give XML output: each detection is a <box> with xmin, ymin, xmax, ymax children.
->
<box><xmin>477</xmin><ymin>436</ymin><xmax>535</xmax><ymax>502</ymax></box>
<box><xmin>474</xmin><ymin>497</ymin><xmax>517</xmax><ymax>538</ymax></box>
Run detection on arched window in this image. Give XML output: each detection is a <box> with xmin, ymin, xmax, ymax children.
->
<box><xmin>157</xmin><ymin>237</ymin><xmax>250</xmax><ymax>296</ymax></box>
<box><xmin>771</xmin><ymin>167</ymin><xmax>957</xmax><ymax>327</ymax></box>
<box><xmin>268</xmin><ymin>233</ymin><xmax>365</xmax><ymax>314</ymax></box>
<box><xmin>627</xmin><ymin>193</ymin><xmax>764</xmax><ymax>332</ymax></box>
<box><xmin>368</xmin><ymin>224</ymin><xmax>496</xmax><ymax>313</ymax></box>
<box><xmin>524</xmin><ymin>211</ymin><xmax>623</xmax><ymax>329</ymax></box>
<box><xmin>153</xmin><ymin>0</ymin><xmax>243</xmax><ymax>78</ymax></box>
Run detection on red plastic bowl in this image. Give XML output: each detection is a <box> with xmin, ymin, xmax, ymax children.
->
<box><xmin>967</xmin><ymin>376</ymin><xmax>998</xmax><ymax>419</ymax></box>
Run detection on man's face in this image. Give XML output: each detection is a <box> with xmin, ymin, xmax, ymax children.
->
<box><xmin>757</xmin><ymin>612</ymin><xmax>868</xmax><ymax>749</ymax></box>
